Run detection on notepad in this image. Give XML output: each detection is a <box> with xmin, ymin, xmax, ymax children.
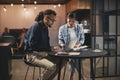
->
<box><xmin>73</xmin><ymin>45</ymin><xmax>88</xmax><ymax>51</ymax></box>
<box><xmin>68</xmin><ymin>52</ymin><xmax>80</xmax><ymax>55</ymax></box>
<box><xmin>55</xmin><ymin>52</ymin><xmax>68</xmax><ymax>55</ymax></box>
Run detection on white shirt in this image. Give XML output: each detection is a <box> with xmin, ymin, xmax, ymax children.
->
<box><xmin>68</xmin><ymin>27</ymin><xmax>77</xmax><ymax>49</ymax></box>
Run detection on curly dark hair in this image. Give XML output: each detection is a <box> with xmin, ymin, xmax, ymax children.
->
<box><xmin>35</xmin><ymin>9</ymin><xmax>56</xmax><ymax>22</ymax></box>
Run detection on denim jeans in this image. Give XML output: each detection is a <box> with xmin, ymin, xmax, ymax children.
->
<box><xmin>69</xmin><ymin>59</ymin><xmax>79</xmax><ymax>72</ymax></box>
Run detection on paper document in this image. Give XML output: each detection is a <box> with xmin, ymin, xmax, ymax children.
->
<box><xmin>68</xmin><ymin>52</ymin><xmax>80</xmax><ymax>55</ymax></box>
<box><xmin>55</xmin><ymin>52</ymin><xmax>68</xmax><ymax>55</ymax></box>
<box><xmin>73</xmin><ymin>45</ymin><xmax>88</xmax><ymax>51</ymax></box>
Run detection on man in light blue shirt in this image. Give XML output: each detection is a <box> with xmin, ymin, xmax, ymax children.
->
<box><xmin>58</xmin><ymin>12</ymin><xmax>85</xmax><ymax>80</ymax></box>
<box><xmin>58</xmin><ymin>23</ymin><xmax>84</xmax><ymax>48</ymax></box>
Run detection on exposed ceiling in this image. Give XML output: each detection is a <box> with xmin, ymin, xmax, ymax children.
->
<box><xmin>0</xmin><ymin>0</ymin><xmax>71</xmax><ymax>4</ymax></box>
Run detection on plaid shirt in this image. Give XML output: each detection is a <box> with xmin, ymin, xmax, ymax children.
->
<box><xmin>58</xmin><ymin>23</ymin><xmax>85</xmax><ymax>46</ymax></box>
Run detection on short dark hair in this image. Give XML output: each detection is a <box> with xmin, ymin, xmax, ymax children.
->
<box><xmin>67</xmin><ymin>12</ymin><xmax>76</xmax><ymax>19</ymax></box>
<box><xmin>35</xmin><ymin>9</ymin><xmax>56</xmax><ymax>22</ymax></box>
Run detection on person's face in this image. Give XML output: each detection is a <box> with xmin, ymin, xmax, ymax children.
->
<box><xmin>43</xmin><ymin>14</ymin><xmax>56</xmax><ymax>27</ymax></box>
<box><xmin>67</xmin><ymin>18</ymin><xmax>76</xmax><ymax>28</ymax></box>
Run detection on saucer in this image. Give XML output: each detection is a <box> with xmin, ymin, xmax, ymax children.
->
<box><xmin>92</xmin><ymin>49</ymin><xmax>102</xmax><ymax>52</ymax></box>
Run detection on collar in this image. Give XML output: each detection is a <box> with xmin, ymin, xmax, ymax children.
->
<box><xmin>38</xmin><ymin>21</ymin><xmax>48</xmax><ymax>30</ymax></box>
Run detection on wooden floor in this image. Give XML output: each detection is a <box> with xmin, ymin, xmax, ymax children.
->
<box><xmin>11</xmin><ymin>59</ymin><xmax>120</xmax><ymax>80</ymax></box>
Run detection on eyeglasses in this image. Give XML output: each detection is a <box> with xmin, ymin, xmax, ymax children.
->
<box><xmin>47</xmin><ymin>16</ymin><xmax>56</xmax><ymax>22</ymax></box>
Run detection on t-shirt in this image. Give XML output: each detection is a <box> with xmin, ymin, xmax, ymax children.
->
<box><xmin>68</xmin><ymin>27</ymin><xmax>77</xmax><ymax>49</ymax></box>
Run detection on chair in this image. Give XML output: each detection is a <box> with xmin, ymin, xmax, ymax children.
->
<box><xmin>23</xmin><ymin>55</ymin><xmax>41</xmax><ymax>80</ymax></box>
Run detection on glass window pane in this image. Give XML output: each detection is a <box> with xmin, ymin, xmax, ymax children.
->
<box><xmin>109</xmin><ymin>16</ymin><xmax>116</xmax><ymax>35</ymax></box>
<box><xmin>109</xmin><ymin>0</ymin><xmax>116</xmax><ymax>11</ymax></box>
<box><xmin>96</xmin><ymin>37</ymin><xmax>103</xmax><ymax>49</ymax></box>
<box><xmin>117</xmin><ymin>37</ymin><xmax>120</xmax><ymax>55</ymax></box>
<box><xmin>118</xmin><ymin>16</ymin><xmax>120</xmax><ymax>35</ymax></box>
<box><xmin>96</xmin><ymin>15</ymin><xmax>103</xmax><ymax>35</ymax></box>
<box><xmin>104</xmin><ymin>0</ymin><xmax>109</xmax><ymax>11</ymax></box>
<box><xmin>118</xmin><ymin>0</ymin><xmax>120</xmax><ymax>9</ymax></box>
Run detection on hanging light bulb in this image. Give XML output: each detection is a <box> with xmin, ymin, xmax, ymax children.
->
<box><xmin>24</xmin><ymin>6</ymin><xmax>27</xmax><ymax>11</ymax></box>
<box><xmin>33</xmin><ymin>1</ymin><xmax>37</xmax><ymax>10</ymax></box>
<box><xmin>21</xmin><ymin>0</ymin><xmax>24</xmax><ymax>7</ymax></box>
<box><xmin>58</xmin><ymin>4</ymin><xmax>61</xmax><ymax>7</ymax></box>
<box><xmin>11</xmin><ymin>3</ymin><xmax>14</xmax><ymax>6</ymax></box>
<box><xmin>53</xmin><ymin>5</ymin><xmax>56</xmax><ymax>8</ymax></box>
<box><xmin>21</xmin><ymin>4</ymin><xmax>24</xmax><ymax>7</ymax></box>
<box><xmin>34</xmin><ymin>1</ymin><xmax>37</xmax><ymax>4</ymax></box>
<box><xmin>3</xmin><ymin>6</ymin><xmax>7</xmax><ymax>12</ymax></box>
<box><xmin>34</xmin><ymin>5</ymin><xmax>37</xmax><ymax>10</ymax></box>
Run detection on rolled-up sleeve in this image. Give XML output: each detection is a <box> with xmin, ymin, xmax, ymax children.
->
<box><xmin>58</xmin><ymin>26</ymin><xmax>64</xmax><ymax>44</ymax></box>
<box><xmin>76</xmin><ymin>24</ymin><xmax>85</xmax><ymax>45</ymax></box>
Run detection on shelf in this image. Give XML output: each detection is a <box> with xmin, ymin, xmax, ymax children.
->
<box><xmin>91</xmin><ymin>9</ymin><xmax>120</xmax><ymax>15</ymax></box>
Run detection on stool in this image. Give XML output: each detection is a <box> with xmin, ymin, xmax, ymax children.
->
<box><xmin>23</xmin><ymin>56</ymin><xmax>41</xmax><ymax>80</ymax></box>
